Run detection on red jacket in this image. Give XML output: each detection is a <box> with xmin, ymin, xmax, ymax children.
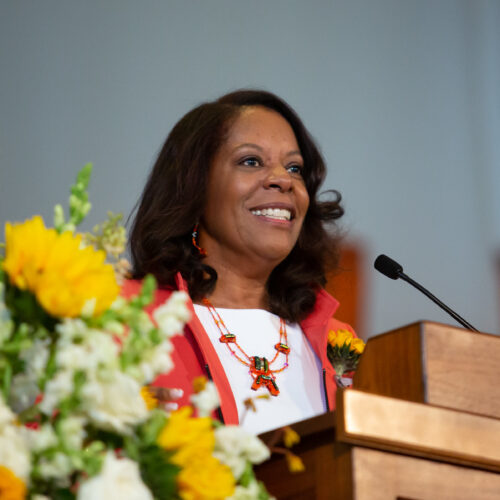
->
<box><xmin>122</xmin><ymin>273</ymin><xmax>356</xmax><ymax>425</ymax></box>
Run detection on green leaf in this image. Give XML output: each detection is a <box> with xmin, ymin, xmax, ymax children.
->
<box><xmin>1</xmin><ymin>361</ymin><xmax>12</xmax><ymax>400</ymax></box>
<box><xmin>137</xmin><ymin>444</ymin><xmax>180</xmax><ymax>500</ymax></box>
<box><xmin>132</xmin><ymin>274</ymin><xmax>156</xmax><ymax>308</ymax></box>
<box><xmin>140</xmin><ymin>410</ymin><xmax>168</xmax><ymax>446</ymax></box>
<box><xmin>239</xmin><ymin>461</ymin><xmax>254</xmax><ymax>487</ymax></box>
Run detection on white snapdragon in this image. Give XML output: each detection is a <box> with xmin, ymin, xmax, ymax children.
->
<box><xmin>80</xmin><ymin>371</ymin><xmax>148</xmax><ymax>434</ymax></box>
<box><xmin>20</xmin><ymin>338</ymin><xmax>50</xmax><ymax>379</ymax></box>
<box><xmin>26</xmin><ymin>424</ymin><xmax>58</xmax><ymax>453</ymax></box>
<box><xmin>153</xmin><ymin>291</ymin><xmax>190</xmax><ymax>337</ymax></box>
<box><xmin>0</xmin><ymin>397</ymin><xmax>31</xmax><ymax>482</ymax></box>
<box><xmin>56</xmin><ymin>328</ymin><xmax>119</xmax><ymax>377</ymax></box>
<box><xmin>136</xmin><ymin>339</ymin><xmax>174</xmax><ymax>384</ymax></box>
<box><xmin>59</xmin><ymin>415</ymin><xmax>87</xmax><ymax>450</ymax></box>
<box><xmin>38</xmin><ymin>369</ymin><xmax>74</xmax><ymax>415</ymax></box>
<box><xmin>77</xmin><ymin>452</ymin><xmax>153</xmax><ymax>500</ymax></box>
<box><xmin>190</xmin><ymin>380</ymin><xmax>220</xmax><ymax>417</ymax></box>
<box><xmin>227</xmin><ymin>480</ymin><xmax>274</xmax><ymax>500</ymax></box>
<box><xmin>56</xmin><ymin>318</ymin><xmax>89</xmax><ymax>344</ymax></box>
<box><xmin>213</xmin><ymin>426</ymin><xmax>270</xmax><ymax>479</ymax></box>
<box><xmin>9</xmin><ymin>373</ymin><xmax>39</xmax><ymax>413</ymax></box>
<box><xmin>37</xmin><ymin>452</ymin><xmax>74</xmax><ymax>484</ymax></box>
<box><xmin>0</xmin><ymin>282</ymin><xmax>13</xmax><ymax>345</ymax></box>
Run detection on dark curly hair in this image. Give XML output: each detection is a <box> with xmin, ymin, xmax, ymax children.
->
<box><xmin>129</xmin><ymin>89</ymin><xmax>344</xmax><ymax>322</ymax></box>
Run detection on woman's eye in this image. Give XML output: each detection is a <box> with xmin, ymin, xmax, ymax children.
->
<box><xmin>240</xmin><ymin>157</ymin><xmax>261</xmax><ymax>167</ymax></box>
<box><xmin>287</xmin><ymin>164</ymin><xmax>303</xmax><ymax>175</ymax></box>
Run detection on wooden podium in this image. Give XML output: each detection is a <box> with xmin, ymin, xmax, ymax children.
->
<box><xmin>255</xmin><ymin>322</ymin><xmax>500</xmax><ymax>499</ymax></box>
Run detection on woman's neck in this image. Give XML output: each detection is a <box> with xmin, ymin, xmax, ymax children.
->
<box><xmin>199</xmin><ymin>261</ymin><xmax>270</xmax><ymax>310</ymax></box>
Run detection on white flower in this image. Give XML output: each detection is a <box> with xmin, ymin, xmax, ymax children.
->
<box><xmin>56</xmin><ymin>318</ymin><xmax>89</xmax><ymax>344</ymax></box>
<box><xmin>190</xmin><ymin>380</ymin><xmax>220</xmax><ymax>417</ymax></box>
<box><xmin>0</xmin><ymin>283</ymin><xmax>13</xmax><ymax>344</ymax></box>
<box><xmin>20</xmin><ymin>338</ymin><xmax>50</xmax><ymax>379</ymax></box>
<box><xmin>136</xmin><ymin>340</ymin><xmax>174</xmax><ymax>384</ymax></box>
<box><xmin>102</xmin><ymin>319</ymin><xmax>125</xmax><ymax>336</ymax></box>
<box><xmin>8</xmin><ymin>373</ymin><xmax>39</xmax><ymax>413</ymax></box>
<box><xmin>80</xmin><ymin>371</ymin><xmax>148</xmax><ymax>434</ymax></box>
<box><xmin>59</xmin><ymin>415</ymin><xmax>87</xmax><ymax>450</ymax></box>
<box><xmin>214</xmin><ymin>426</ymin><xmax>270</xmax><ymax>479</ymax></box>
<box><xmin>56</xmin><ymin>330</ymin><xmax>119</xmax><ymax>376</ymax></box>
<box><xmin>153</xmin><ymin>291</ymin><xmax>190</xmax><ymax>337</ymax></box>
<box><xmin>227</xmin><ymin>480</ymin><xmax>273</xmax><ymax>500</ymax></box>
<box><xmin>0</xmin><ymin>397</ymin><xmax>31</xmax><ymax>481</ymax></box>
<box><xmin>38</xmin><ymin>452</ymin><xmax>73</xmax><ymax>483</ymax></box>
<box><xmin>26</xmin><ymin>424</ymin><xmax>58</xmax><ymax>452</ymax></box>
<box><xmin>77</xmin><ymin>452</ymin><xmax>153</xmax><ymax>500</ymax></box>
<box><xmin>38</xmin><ymin>370</ymin><xmax>74</xmax><ymax>415</ymax></box>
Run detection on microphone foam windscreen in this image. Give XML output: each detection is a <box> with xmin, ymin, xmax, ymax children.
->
<box><xmin>374</xmin><ymin>254</ymin><xmax>403</xmax><ymax>280</ymax></box>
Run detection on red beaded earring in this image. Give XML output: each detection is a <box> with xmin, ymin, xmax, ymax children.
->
<box><xmin>191</xmin><ymin>223</ymin><xmax>207</xmax><ymax>257</ymax></box>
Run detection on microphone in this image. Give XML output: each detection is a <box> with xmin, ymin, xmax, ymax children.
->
<box><xmin>374</xmin><ymin>254</ymin><xmax>479</xmax><ymax>332</ymax></box>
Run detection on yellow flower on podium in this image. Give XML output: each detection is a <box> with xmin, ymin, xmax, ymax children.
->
<box><xmin>327</xmin><ymin>329</ymin><xmax>366</xmax><ymax>381</ymax></box>
<box><xmin>328</xmin><ymin>329</ymin><xmax>353</xmax><ymax>348</ymax></box>
<box><xmin>351</xmin><ymin>338</ymin><xmax>365</xmax><ymax>354</ymax></box>
<box><xmin>3</xmin><ymin>216</ymin><xmax>119</xmax><ymax>318</ymax></box>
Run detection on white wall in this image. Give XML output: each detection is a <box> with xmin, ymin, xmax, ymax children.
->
<box><xmin>1</xmin><ymin>0</ymin><xmax>499</xmax><ymax>337</ymax></box>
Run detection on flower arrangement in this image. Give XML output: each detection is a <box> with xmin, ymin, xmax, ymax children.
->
<box><xmin>0</xmin><ymin>165</ymin><xmax>271</xmax><ymax>500</ymax></box>
<box><xmin>327</xmin><ymin>329</ymin><xmax>365</xmax><ymax>388</ymax></box>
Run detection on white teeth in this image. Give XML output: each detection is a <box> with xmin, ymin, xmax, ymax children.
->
<box><xmin>251</xmin><ymin>208</ymin><xmax>292</xmax><ymax>220</ymax></box>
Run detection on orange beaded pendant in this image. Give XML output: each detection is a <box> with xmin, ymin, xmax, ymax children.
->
<box><xmin>202</xmin><ymin>298</ymin><xmax>290</xmax><ymax>397</ymax></box>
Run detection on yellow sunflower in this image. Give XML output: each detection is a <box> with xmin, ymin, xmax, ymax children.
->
<box><xmin>157</xmin><ymin>407</ymin><xmax>235</xmax><ymax>499</ymax></box>
<box><xmin>177</xmin><ymin>454</ymin><xmax>235</xmax><ymax>500</ymax></box>
<box><xmin>3</xmin><ymin>216</ymin><xmax>119</xmax><ymax>318</ymax></box>
<box><xmin>0</xmin><ymin>466</ymin><xmax>26</xmax><ymax>500</ymax></box>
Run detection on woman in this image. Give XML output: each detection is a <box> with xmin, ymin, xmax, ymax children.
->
<box><xmin>124</xmin><ymin>90</ymin><xmax>355</xmax><ymax>435</ymax></box>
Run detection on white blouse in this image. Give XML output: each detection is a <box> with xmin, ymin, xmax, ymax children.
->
<box><xmin>193</xmin><ymin>305</ymin><xmax>326</xmax><ymax>435</ymax></box>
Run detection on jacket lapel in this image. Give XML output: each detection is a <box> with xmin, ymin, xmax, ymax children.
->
<box><xmin>300</xmin><ymin>289</ymin><xmax>339</xmax><ymax>410</ymax></box>
<box><xmin>175</xmin><ymin>273</ymin><xmax>239</xmax><ymax>424</ymax></box>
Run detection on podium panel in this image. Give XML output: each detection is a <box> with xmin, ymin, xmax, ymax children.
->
<box><xmin>353</xmin><ymin>321</ymin><xmax>500</xmax><ymax>419</ymax></box>
<box><xmin>345</xmin><ymin>446</ymin><xmax>500</xmax><ymax>500</ymax></box>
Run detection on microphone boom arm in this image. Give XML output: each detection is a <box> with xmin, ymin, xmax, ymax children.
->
<box><xmin>399</xmin><ymin>272</ymin><xmax>479</xmax><ymax>332</ymax></box>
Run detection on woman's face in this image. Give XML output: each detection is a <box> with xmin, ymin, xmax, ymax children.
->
<box><xmin>200</xmin><ymin>106</ymin><xmax>310</xmax><ymax>271</ymax></box>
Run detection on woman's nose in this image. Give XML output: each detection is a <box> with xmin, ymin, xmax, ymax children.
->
<box><xmin>263</xmin><ymin>164</ymin><xmax>293</xmax><ymax>192</ymax></box>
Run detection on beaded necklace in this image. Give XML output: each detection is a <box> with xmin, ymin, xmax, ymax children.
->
<box><xmin>202</xmin><ymin>298</ymin><xmax>290</xmax><ymax>396</ymax></box>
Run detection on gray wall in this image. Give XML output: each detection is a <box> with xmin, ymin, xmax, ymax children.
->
<box><xmin>1</xmin><ymin>0</ymin><xmax>499</xmax><ymax>337</ymax></box>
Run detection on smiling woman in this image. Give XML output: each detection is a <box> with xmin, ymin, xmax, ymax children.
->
<box><xmin>125</xmin><ymin>90</ymin><xmax>356</xmax><ymax>434</ymax></box>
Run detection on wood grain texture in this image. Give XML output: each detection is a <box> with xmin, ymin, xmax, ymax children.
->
<box><xmin>337</xmin><ymin>389</ymin><xmax>500</xmax><ymax>472</ymax></box>
<box><xmin>353</xmin><ymin>321</ymin><xmax>500</xmax><ymax>419</ymax></box>
<box><xmin>349</xmin><ymin>447</ymin><xmax>500</xmax><ymax>500</ymax></box>
<box><xmin>255</xmin><ymin>418</ymin><xmax>337</xmax><ymax>499</ymax></box>
<box><xmin>423</xmin><ymin>322</ymin><xmax>500</xmax><ymax>418</ymax></box>
<box><xmin>352</xmin><ymin>322</ymin><xmax>425</xmax><ymax>402</ymax></box>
